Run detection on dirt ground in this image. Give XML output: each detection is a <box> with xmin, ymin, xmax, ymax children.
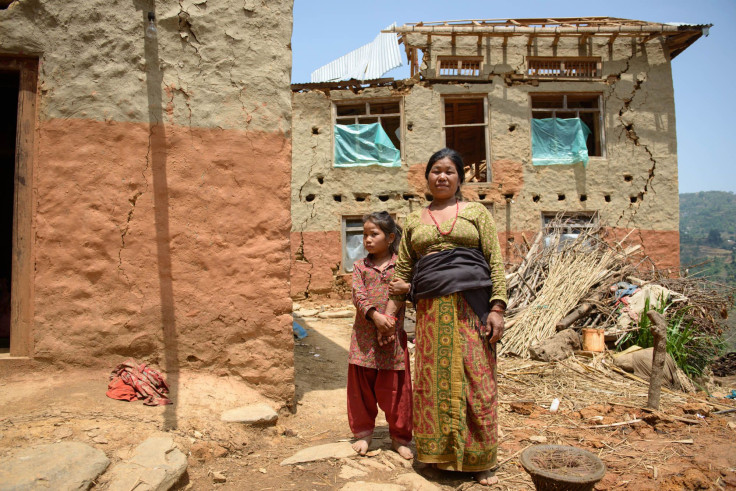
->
<box><xmin>1</xmin><ymin>300</ymin><xmax>736</xmax><ymax>490</ymax></box>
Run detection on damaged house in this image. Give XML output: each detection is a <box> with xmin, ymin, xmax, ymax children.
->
<box><xmin>290</xmin><ymin>17</ymin><xmax>709</xmax><ymax>298</ymax></box>
<box><xmin>0</xmin><ymin>1</ymin><xmax>295</xmax><ymax>403</ymax></box>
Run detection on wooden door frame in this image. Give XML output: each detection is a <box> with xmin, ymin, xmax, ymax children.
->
<box><xmin>0</xmin><ymin>56</ymin><xmax>37</xmax><ymax>357</ymax></box>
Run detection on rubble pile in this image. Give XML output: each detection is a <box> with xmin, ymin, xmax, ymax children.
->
<box><xmin>501</xmin><ymin>217</ymin><xmax>734</xmax><ymax>369</ymax></box>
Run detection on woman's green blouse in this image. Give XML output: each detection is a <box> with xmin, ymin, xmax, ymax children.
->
<box><xmin>392</xmin><ymin>202</ymin><xmax>508</xmax><ymax>306</ymax></box>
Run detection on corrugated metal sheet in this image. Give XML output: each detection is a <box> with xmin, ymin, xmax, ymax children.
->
<box><xmin>311</xmin><ymin>24</ymin><xmax>402</xmax><ymax>83</ymax></box>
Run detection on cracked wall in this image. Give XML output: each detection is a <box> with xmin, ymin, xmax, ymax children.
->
<box><xmin>292</xmin><ymin>34</ymin><xmax>682</xmax><ymax>297</ymax></box>
<box><xmin>1</xmin><ymin>0</ymin><xmax>295</xmax><ymax>404</ymax></box>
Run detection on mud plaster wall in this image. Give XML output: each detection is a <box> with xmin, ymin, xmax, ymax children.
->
<box><xmin>0</xmin><ymin>0</ymin><xmax>295</xmax><ymax>403</ymax></box>
<box><xmin>292</xmin><ymin>34</ymin><xmax>683</xmax><ymax>297</ymax></box>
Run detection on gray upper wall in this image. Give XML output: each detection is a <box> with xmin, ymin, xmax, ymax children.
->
<box><xmin>0</xmin><ymin>0</ymin><xmax>293</xmax><ymax>132</ymax></box>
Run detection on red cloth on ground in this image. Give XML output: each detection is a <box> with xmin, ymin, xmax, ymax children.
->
<box><xmin>106</xmin><ymin>376</ymin><xmax>138</xmax><ymax>401</ymax></box>
<box><xmin>347</xmin><ymin>349</ymin><xmax>413</xmax><ymax>445</ymax></box>
<box><xmin>106</xmin><ymin>358</ymin><xmax>172</xmax><ymax>405</ymax></box>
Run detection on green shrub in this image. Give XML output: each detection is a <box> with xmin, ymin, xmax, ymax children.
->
<box><xmin>616</xmin><ymin>295</ymin><xmax>725</xmax><ymax>377</ymax></box>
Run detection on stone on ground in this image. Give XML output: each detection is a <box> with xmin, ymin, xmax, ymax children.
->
<box><xmin>106</xmin><ymin>436</ymin><xmax>187</xmax><ymax>491</ymax></box>
<box><xmin>0</xmin><ymin>441</ymin><xmax>109</xmax><ymax>491</ymax></box>
<box><xmin>281</xmin><ymin>442</ymin><xmax>356</xmax><ymax>465</ymax></box>
<box><xmin>396</xmin><ymin>472</ymin><xmax>441</xmax><ymax>491</ymax></box>
<box><xmin>318</xmin><ymin>309</ymin><xmax>355</xmax><ymax>319</ymax></box>
<box><xmin>295</xmin><ymin>308</ymin><xmax>320</xmax><ymax>317</ymax></box>
<box><xmin>220</xmin><ymin>403</ymin><xmax>278</xmax><ymax>425</ymax></box>
<box><xmin>341</xmin><ymin>482</ymin><xmax>403</xmax><ymax>491</ymax></box>
<box><xmin>339</xmin><ymin>465</ymin><xmax>367</xmax><ymax>479</ymax></box>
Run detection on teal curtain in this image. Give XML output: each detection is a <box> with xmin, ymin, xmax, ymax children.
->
<box><xmin>334</xmin><ymin>123</ymin><xmax>401</xmax><ymax>167</ymax></box>
<box><xmin>532</xmin><ymin>118</ymin><xmax>592</xmax><ymax>167</ymax></box>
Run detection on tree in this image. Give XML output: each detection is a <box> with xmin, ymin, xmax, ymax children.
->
<box><xmin>707</xmin><ymin>229</ymin><xmax>723</xmax><ymax>247</ymax></box>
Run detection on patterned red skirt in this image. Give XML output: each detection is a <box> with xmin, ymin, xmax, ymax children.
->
<box><xmin>412</xmin><ymin>293</ymin><xmax>498</xmax><ymax>472</ymax></box>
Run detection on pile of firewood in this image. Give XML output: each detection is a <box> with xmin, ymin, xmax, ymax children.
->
<box><xmin>500</xmin><ymin>217</ymin><xmax>734</xmax><ymax>359</ymax></box>
<box><xmin>501</xmin><ymin>219</ymin><xmax>649</xmax><ymax>357</ymax></box>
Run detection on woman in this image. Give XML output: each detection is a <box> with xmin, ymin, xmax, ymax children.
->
<box><xmin>386</xmin><ymin>148</ymin><xmax>507</xmax><ymax>485</ymax></box>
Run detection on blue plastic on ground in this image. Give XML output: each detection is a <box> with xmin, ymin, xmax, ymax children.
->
<box><xmin>292</xmin><ymin>321</ymin><xmax>308</xmax><ymax>340</ymax></box>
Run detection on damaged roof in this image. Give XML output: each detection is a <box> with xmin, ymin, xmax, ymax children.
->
<box><xmin>385</xmin><ymin>16</ymin><xmax>711</xmax><ymax>59</ymax></box>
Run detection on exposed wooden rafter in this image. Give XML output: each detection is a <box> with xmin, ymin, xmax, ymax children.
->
<box><xmin>386</xmin><ymin>17</ymin><xmax>710</xmax><ymax>60</ymax></box>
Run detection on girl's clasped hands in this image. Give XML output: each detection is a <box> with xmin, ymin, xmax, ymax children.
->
<box><xmin>374</xmin><ymin>278</ymin><xmax>410</xmax><ymax>346</ymax></box>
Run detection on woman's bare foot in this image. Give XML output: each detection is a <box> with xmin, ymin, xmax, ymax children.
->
<box><xmin>351</xmin><ymin>436</ymin><xmax>372</xmax><ymax>456</ymax></box>
<box><xmin>391</xmin><ymin>439</ymin><xmax>413</xmax><ymax>460</ymax></box>
<box><xmin>474</xmin><ymin>470</ymin><xmax>498</xmax><ymax>486</ymax></box>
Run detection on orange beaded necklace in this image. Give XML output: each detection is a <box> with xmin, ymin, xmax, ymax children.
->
<box><xmin>426</xmin><ymin>200</ymin><xmax>459</xmax><ymax>236</ymax></box>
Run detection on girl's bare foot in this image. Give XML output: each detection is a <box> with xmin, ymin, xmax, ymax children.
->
<box><xmin>351</xmin><ymin>436</ymin><xmax>372</xmax><ymax>456</ymax></box>
<box><xmin>391</xmin><ymin>439</ymin><xmax>413</xmax><ymax>460</ymax></box>
<box><xmin>474</xmin><ymin>470</ymin><xmax>498</xmax><ymax>486</ymax></box>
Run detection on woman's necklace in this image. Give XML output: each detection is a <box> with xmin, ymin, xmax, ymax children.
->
<box><xmin>427</xmin><ymin>200</ymin><xmax>459</xmax><ymax>236</ymax></box>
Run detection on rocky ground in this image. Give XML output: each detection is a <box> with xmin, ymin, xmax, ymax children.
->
<box><xmin>1</xmin><ymin>300</ymin><xmax>736</xmax><ymax>490</ymax></box>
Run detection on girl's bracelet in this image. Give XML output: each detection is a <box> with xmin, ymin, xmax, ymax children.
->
<box><xmin>490</xmin><ymin>308</ymin><xmax>505</xmax><ymax>314</ymax></box>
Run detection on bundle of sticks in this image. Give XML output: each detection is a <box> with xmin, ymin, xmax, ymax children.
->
<box><xmin>500</xmin><ymin>217</ymin><xmax>735</xmax><ymax>358</ymax></box>
<box><xmin>500</xmin><ymin>218</ymin><xmax>638</xmax><ymax>358</ymax></box>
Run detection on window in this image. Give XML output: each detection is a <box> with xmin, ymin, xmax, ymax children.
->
<box><xmin>527</xmin><ymin>57</ymin><xmax>600</xmax><ymax>79</ymax></box>
<box><xmin>334</xmin><ymin>100</ymin><xmax>402</xmax><ymax>167</ymax></box>
<box><xmin>342</xmin><ymin>217</ymin><xmax>366</xmax><ymax>273</ymax></box>
<box><xmin>438</xmin><ymin>57</ymin><xmax>482</xmax><ymax>78</ymax></box>
<box><xmin>531</xmin><ymin>93</ymin><xmax>604</xmax><ymax>158</ymax></box>
<box><xmin>443</xmin><ymin>98</ymin><xmax>489</xmax><ymax>182</ymax></box>
<box><xmin>542</xmin><ymin>212</ymin><xmax>598</xmax><ymax>248</ymax></box>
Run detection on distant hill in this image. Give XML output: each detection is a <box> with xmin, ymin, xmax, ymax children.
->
<box><xmin>680</xmin><ymin>191</ymin><xmax>736</xmax><ymax>244</ymax></box>
<box><xmin>680</xmin><ymin>191</ymin><xmax>736</xmax><ymax>344</ymax></box>
<box><xmin>680</xmin><ymin>191</ymin><xmax>735</xmax><ymax>277</ymax></box>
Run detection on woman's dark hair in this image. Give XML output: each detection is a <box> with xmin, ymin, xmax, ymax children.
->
<box><xmin>363</xmin><ymin>211</ymin><xmax>402</xmax><ymax>255</ymax></box>
<box><xmin>424</xmin><ymin>148</ymin><xmax>465</xmax><ymax>184</ymax></box>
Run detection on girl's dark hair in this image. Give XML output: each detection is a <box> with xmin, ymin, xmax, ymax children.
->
<box><xmin>424</xmin><ymin>148</ymin><xmax>465</xmax><ymax>184</ymax></box>
<box><xmin>363</xmin><ymin>211</ymin><xmax>402</xmax><ymax>255</ymax></box>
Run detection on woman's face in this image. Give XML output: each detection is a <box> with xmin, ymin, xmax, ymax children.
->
<box><xmin>427</xmin><ymin>157</ymin><xmax>460</xmax><ymax>200</ymax></box>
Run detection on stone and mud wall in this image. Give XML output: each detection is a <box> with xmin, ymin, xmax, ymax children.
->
<box><xmin>292</xmin><ymin>34</ymin><xmax>680</xmax><ymax>298</ymax></box>
<box><xmin>0</xmin><ymin>0</ymin><xmax>295</xmax><ymax>404</ymax></box>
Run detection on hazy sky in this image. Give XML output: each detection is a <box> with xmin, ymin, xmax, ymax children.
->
<box><xmin>292</xmin><ymin>0</ymin><xmax>735</xmax><ymax>194</ymax></box>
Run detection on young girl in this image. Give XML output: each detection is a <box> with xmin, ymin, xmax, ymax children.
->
<box><xmin>348</xmin><ymin>211</ymin><xmax>413</xmax><ymax>460</ymax></box>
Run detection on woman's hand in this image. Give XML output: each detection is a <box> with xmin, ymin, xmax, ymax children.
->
<box><xmin>486</xmin><ymin>311</ymin><xmax>505</xmax><ymax>344</ymax></box>
<box><xmin>389</xmin><ymin>278</ymin><xmax>410</xmax><ymax>296</ymax></box>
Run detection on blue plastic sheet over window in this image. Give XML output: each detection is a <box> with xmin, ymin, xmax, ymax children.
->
<box><xmin>334</xmin><ymin>123</ymin><xmax>401</xmax><ymax>167</ymax></box>
<box><xmin>532</xmin><ymin>118</ymin><xmax>592</xmax><ymax>167</ymax></box>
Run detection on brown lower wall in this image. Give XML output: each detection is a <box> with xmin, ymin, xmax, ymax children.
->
<box><xmin>290</xmin><ymin>231</ymin><xmax>342</xmax><ymax>298</ymax></box>
<box><xmin>291</xmin><ymin>227</ymin><xmax>679</xmax><ymax>298</ymax></box>
<box><xmin>604</xmin><ymin>228</ymin><xmax>680</xmax><ymax>273</ymax></box>
<box><xmin>28</xmin><ymin>118</ymin><xmax>294</xmax><ymax>403</ymax></box>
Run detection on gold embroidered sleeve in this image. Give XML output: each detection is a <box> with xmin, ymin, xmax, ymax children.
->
<box><xmin>475</xmin><ymin>205</ymin><xmax>508</xmax><ymax>306</ymax></box>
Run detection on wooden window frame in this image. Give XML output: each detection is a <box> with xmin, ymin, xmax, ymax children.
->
<box><xmin>437</xmin><ymin>56</ymin><xmax>483</xmax><ymax>79</ymax></box>
<box><xmin>529</xmin><ymin>92</ymin><xmax>606</xmax><ymax>159</ymax></box>
<box><xmin>541</xmin><ymin>211</ymin><xmax>599</xmax><ymax>248</ymax></box>
<box><xmin>332</xmin><ymin>98</ymin><xmax>404</xmax><ymax>164</ymax></box>
<box><xmin>341</xmin><ymin>216</ymin><xmax>366</xmax><ymax>274</ymax></box>
<box><xmin>0</xmin><ymin>56</ymin><xmax>37</xmax><ymax>358</ymax></box>
<box><xmin>441</xmin><ymin>95</ymin><xmax>491</xmax><ymax>183</ymax></box>
<box><xmin>527</xmin><ymin>57</ymin><xmax>602</xmax><ymax>79</ymax></box>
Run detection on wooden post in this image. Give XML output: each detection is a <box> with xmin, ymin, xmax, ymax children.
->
<box><xmin>646</xmin><ymin>310</ymin><xmax>668</xmax><ymax>410</ymax></box>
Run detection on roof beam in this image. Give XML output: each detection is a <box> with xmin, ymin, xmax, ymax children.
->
<box><xmin>640</xmin><ymin>31</ymin><xmax>662</xmax><ymax>43</ymax></box>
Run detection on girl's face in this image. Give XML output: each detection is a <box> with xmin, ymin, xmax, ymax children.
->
<box><xmin>363</xmin><ymin>221</ymin><xmax>395</xmax><ymax>256</ymax></box>
<box><xmin>427</xmin><ymin>157</ymin><xmax>460</xmax><ymax>200</ymax></box>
